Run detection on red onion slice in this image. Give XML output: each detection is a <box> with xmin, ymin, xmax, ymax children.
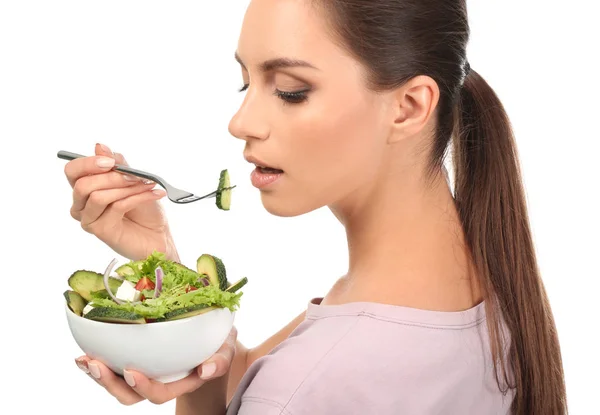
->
<box><xmin>153</xmin><ymin>266</ymin><xmax>164</xmax><ymax>298</ymax></box>
<box><xmin>199</xmin><ymin>276</ymin><xmax>210</xmax><ymax>287</ymax></box>
<box><xmin>103</xmin><ymin>258</ymin><xmax>124</xmax><ymax>305</ymax></box>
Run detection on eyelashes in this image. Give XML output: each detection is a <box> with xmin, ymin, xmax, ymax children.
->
<box><xmin>238</xmin><ymin>83</ymin><xmax>309</xmax><ymax>104</ymax></box>
<box><xmin>275</xmin><ymin>89</ymin><xmax>309</xmax><ymax>104</ymax></box>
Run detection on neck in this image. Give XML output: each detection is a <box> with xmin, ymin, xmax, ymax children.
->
<box><xmin>328</xmin><ymin>159</ymin><xmax>481</xmax><ymax>311</ymax></box>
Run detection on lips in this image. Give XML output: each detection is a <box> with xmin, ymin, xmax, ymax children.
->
<box><xmin>244</xmin><ymin>154</ymin><xmax>284</xmax><ymax>173</ymax></box>
<box><xmin>256</xmin><ymin>166</ymin><xmax>284</xmax><ymax>174</ymax></box>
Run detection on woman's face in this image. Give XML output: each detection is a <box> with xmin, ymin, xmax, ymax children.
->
<box><xmin>228</xmin><ymin>0</ymin><xmax>393</xmax><ymax>217</ymax></box>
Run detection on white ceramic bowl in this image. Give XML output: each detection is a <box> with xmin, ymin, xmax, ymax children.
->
<box><xmin>65</xmin><ymin>304</ymin><xmax>235</xmax><ymax>383</ymax></box>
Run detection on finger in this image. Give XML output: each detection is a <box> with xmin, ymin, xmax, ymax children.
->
<box><xmin>80</xmin><ymin>183</ymin><xmax>156</xmax><ymax>228</ymax></box>
<box><xmin>87</xmin><ymin>359</ymin><xmax>145</xmax><ymax>406</ymax></box>
<box><xmin>122</xmin><ymin>327</ymin><xmax>238</xmax><ymax>404</ymax></box>
<box><xmin>75</xmin><ymin>357</ymin><xmax>144</xmax><ymax>406</ymax></box>
<box><xmin>71</xmin><ymin>171</ymin><xmax>148</xmax><ymax>218</ymax></box>
<box><xmin>75</xmin><ymin>356</ymin><xmax>103</xmax><ymax>385</ymax></box>
<box><xmin>111</xmin><ymin>151</ymin><xmax>150</xmax><ymax>184</ymax></box>
<box><xmin>64</xmin><ymin>155</ymin><xmax>117</xmax><ymax>188</ymax></box>
<box><xmin>112</xmin><ymin>151</ymin><xmax>130</xmax><ymax>166</ymax></box>
<box><xmin>199</xmin><ymin>326</ymin><xmax>238</xmax><ymax>380</ymax></box>
<box><xmin>123</xmin><ymin>369</ymin><xmax>207</xmax><ymax>405</ymax></box>
<box><xmin>82</xmin><ymin>188</ymin><xmax>166</xmax><ymax>233</ymax></box>
<box><xmin>95</xmin><ymin>142</ymin><xmax>114</xmax><ymax>158</ymax></box>
<box><xmin>95</xmin><ymin>144</ymin><xmax>138</xmax><ymax>173</ymax></box>
<box><xmin>75</xmin><ymin>356</ymin><xmax>91</xmax><ymax>374</ymax></box>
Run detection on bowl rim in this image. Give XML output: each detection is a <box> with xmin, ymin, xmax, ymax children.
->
<box><xmin>65</xmin><ymin>303</ymin><xmax>234</xmax><ymax>328</ymax></box>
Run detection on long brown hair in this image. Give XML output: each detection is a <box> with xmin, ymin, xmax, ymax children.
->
<box><xmin>314</xmin><ymin>0</ymin><xmax>567</xmax><ymax>413</ymax></box>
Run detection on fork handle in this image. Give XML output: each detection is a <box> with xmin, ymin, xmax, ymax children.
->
<box><xmin>57</xmin><ymin>150</ymin><xmax>163</xmax><ymax>184</ymax></box>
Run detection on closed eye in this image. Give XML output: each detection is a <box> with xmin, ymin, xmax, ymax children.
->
<box><xmin>238</xmin><ymin>83</ymin><xmax>309</xmax><ymax>104</ymax></box>
<box><xmin>275</xmin><ymin>89</ymin><xmax>309</xmax><ymax>104</ymax></box>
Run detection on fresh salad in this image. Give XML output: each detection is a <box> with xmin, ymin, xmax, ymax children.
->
<box><xmin>64</xmin><ymin>251</ymin><xmax>247</xmax><ymax>324</ymax></box>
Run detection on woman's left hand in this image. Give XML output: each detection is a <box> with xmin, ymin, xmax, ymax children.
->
<box><xmin>74</xmin><ymin>326</ymin><xmax>237</xmax><ymax>405</ymax></box>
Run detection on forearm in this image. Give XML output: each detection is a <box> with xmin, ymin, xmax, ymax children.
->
<box><xmin>176</xmin><ymin>372</ymin><xmax>229</xmax><ymax>415</ymax></box>
<box><xmin>175</xmin><ymin>340</ymin><xmax>249</xmax><ymax>415</ymax></box>
<box><xmin>176</xmin><ymin>310</ymin><xmax>306</xmax><ymax>412</ymax></box>
<box><xmin>227</xmin><ymin>311</ymin><xmax>307</xmax><ymax>401</ymax></box>
<box><xmin>227</xmin><ymin>341</ymin><xmax>250</xmax><ymax>402</ymax></box>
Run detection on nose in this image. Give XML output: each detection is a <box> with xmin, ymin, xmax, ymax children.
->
<box><xmin>228</xmin><ymin>88</ymin><xmax>269</xmax><ymax>142</ymax></box>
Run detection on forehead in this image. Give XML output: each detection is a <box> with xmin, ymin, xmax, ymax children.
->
<box><xmin>236</xmin><ymin>0</ymin><xmax>341</xmax><ymax>67</ymax></box>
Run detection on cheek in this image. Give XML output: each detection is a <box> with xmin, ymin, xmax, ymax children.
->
<box><xmin>280</xmin><ymin>91</ymin><xmax>385</xmax><ymax>208</ymax></box>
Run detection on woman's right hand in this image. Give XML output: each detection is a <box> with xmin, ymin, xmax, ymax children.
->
<box><xmin>64</xmin><ymin>143</ymin><xmax>177</xmax><ymax>261</ymax></box>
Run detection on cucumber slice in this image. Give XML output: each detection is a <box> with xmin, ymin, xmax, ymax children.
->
<box><xmin>226</xmin><ymin>277</ymin><xmax>248</xmax><ymax>293</ymax></box>
<box><xmin>196</xmin><ymin>254</ymin><xmax>229</xmax><ymax>291</ymax></box>
<box><xmin>84</xmin><ymin>307</ymin><xmax>146</xmax><ymax>324</ymax></box>
<box><xmin>216</xmin><ymin>169</ymin><xmax>232</xmax><ymax>210</ymax></box>
<box><xmin>64</xmin><ymin>290</ymin><xmax>87</xmax><ymax>316</ymax></box>
<box><xmin>158</xmin><ymin>304</ymin><xmax>217</xmax><ymax>322</ymax></box>
<box><xmin>68</xmin><ymin>270</ymin><xmax>123</xmax><ymax>302</ymax></box>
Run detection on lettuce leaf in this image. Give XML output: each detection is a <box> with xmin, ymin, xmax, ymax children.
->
<box><xmin>90</xmin><ymin>285</ymin><xmax>242</xmax><ymax>318</ymax></box>
<box><xmin>140</xmin><ymin>251</ymin><xmax>166</xmax><ymax>278</ymax></box>
<box><xmin>88</xmin><ymin>251</ymin><xmax>242</xmax><ymax>319</ymax></box>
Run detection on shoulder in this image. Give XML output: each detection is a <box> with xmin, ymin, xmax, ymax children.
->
<box><xmin>230</xmin><ymin>304</ymin><xmax>508</xmax><ymax>415</ymax></box>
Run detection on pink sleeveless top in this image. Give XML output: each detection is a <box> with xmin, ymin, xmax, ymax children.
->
<box><xmin>227</xmin><ymin>297</ymin><xmax>514</xmax><ymax>414</ymax></box>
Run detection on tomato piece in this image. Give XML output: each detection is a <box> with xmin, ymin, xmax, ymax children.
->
<box><xmin>135</xmin><ymin>277</ymin><xmax>155</xmax><ymax>291</ymax></box>
<box><xmin>186</xmin><ymin>285</ymin><xmax>198</xmax><ymax>293</ymax></box>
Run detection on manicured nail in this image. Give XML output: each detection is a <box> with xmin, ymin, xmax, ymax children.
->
<box><xmin>96</xmin><ymin>157</ymin><xmax>115</xmax><ymax>168</ymax></box>
<box><xmin>88</xmin><ymin>362</ymin><xmax>101</xmax><ymax>379</ymax></box>
<box><xmin>97</xmin><ymin>143</ymin><xmax>113</xmax><ymax>154</ymax></box>
<box><xmin>123</xmin><ymin>370</ymin><xmax>136</xmax><ymax>387</ymax></box>
<box><xmin>200</xmin><ymin>362</ymin><xmax>217</xmax><ymax>379</ymax></box>
<box><xmin>152</xmin><ymin>189</ymin><xmax>166</xmax><ymax>197</ymax></box>
<box><xmin>75</xmin><ymin>359</ymin><xmax>89</xmax><ymax>373</ymax></box>
<box><xmin>122</xmin><ymin>174</ymin><xmax>138</xmax><ymax>181</ymax></box>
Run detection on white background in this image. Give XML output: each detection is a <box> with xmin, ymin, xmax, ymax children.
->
<box><xmin>1</xmin><ymin>0</ymin><xmax>598</xmax><ymax>413</ymax></box>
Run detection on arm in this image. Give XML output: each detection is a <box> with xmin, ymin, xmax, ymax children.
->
<box><xmin>175</xmin><ymin>310</ymin><xmax>307</xmax><ymax>415</ymax></box>
<box><xmin>228</xmin><ymin>310</ymin><xmax>307</xmax><ymax>402</ymax></box>
<box><xmin>176</xmin><ymin>373</ymin><xmax>230</xmax><ymax>415</ymax></box>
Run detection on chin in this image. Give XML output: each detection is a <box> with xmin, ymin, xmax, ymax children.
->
<box><xmin>260</xmin><ymin>192</ymin><xmax>321</xmax><ymax>218</ymax></box>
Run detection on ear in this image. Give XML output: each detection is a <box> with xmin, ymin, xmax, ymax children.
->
<box><xmin>387</xmin><ymin>75</ymin><xmax>440</xmax><ymax>144</ymax></box>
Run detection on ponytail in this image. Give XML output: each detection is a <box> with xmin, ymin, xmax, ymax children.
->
<box><xmin>453</xmin><ymin>69</ymin><xmax>567</xmax><ymax>414</ymax></box>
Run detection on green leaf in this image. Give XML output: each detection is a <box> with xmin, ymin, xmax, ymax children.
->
<box><xmin>87</xmin><ymin>251</ymin><xmax>243</xmax><ymax>319</ymax></box>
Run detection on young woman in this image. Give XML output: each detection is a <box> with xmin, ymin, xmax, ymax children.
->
<box><xmin>65</xmin><ymin>0</ymin><xmax>567</xmax><ymax>413</ymax></box>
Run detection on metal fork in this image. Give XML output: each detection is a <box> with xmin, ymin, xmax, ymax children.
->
<box><xmin>57</xmin><ymin>150</ymin><xmax>236</xmax><ymax>204</ymax></box>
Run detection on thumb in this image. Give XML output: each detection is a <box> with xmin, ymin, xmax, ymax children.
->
<box><xmin>95</xmin><ymin>143</ymin><xmax>131</xmax><ymax>167</ymax></box>
<box><xmin>199</xmin><ymin>327</ymin><xmax>238</xmax><ymax>380</ymax></box>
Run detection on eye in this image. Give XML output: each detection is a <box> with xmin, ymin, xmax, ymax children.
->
<box><xmin>275</xmin><ymin>89</ymin><xmax>309</xmax><ymax>104</ymax></box>
<box><xmin>238</xmin><ymin>83</ymin><xmax>309</xmax><ymax>104</ymax></box>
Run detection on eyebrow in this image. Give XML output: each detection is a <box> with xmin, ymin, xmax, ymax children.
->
<box><xmin>234</xmin><ymin>51</ymin><xmax>319</xmax><ymax>72</ymax></box>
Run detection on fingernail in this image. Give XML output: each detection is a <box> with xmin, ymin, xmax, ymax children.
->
<box><xmin>88</xmin><ymin>362</ymin><xmax>101</xmax><ymax>379</ymax></box>
<box><xmin>75</xmin><ymin>359</ymin><xmax>89</xmax><ymax>373</ymax></box>
<box><xmin>96</xmin><ymin>157</ymin><xmax>115</xmax><ymax>168</ymax></box>
<box><xmin>122</xmin><ymin>174</ymin><xmax>139</xmax><ymax>181</ymax></box>
<box><xmin>200</xmin><ymin>362</ymin><xmax>217</xmax><ymax>379</ymax></box>
<box><xmin>152</xmin><ymin>189</ymin><xmax>166</xmax><ymax>197</ymax></box>
<box><xmin>97</xmin><ymin>143</ymin><xmax>113</xmax><ymax>154</ymax></box>
<box><xmin>123</xmin><ymin>370</ymin><xmax>136</xmax><ymax>387</ymax></box>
